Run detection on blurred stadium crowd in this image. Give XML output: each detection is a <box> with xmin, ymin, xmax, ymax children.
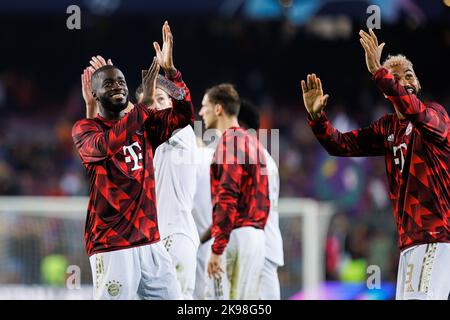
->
<box><xmin>0</xmin><ymin>2</ymin><xmax>449</xmax><ymax>297</ymax></box>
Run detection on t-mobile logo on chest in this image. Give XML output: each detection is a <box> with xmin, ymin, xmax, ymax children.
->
<box><xmin>393</xmin><ymin>143</ymin><xmax>407</xmax><ymax>172</ymax></box>
<box><xmin>123</xmin><ymin>142</ymin><xmax>143</xmax><ymax>171</ymax></box>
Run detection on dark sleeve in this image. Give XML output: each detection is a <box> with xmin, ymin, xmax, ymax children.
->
<box><xmin>373</xmin><ymin>67</ymin><xmax>449</xmax><ymax>145</ymax></box>
<box><xmin>72</xmin><ymin>104</ymin><xmax>150</xmax><ymax>164</ymax></box>
<box><xmin>308</xmin><ymin>112</ymin><xmax>386</xmax><ymax>157</ymax></box>
<box><xmin>210</xmin><ymin>134</ymin><xmax>242</xmax><ymax>255</ymax></box>
<box><xmin>145</xmin><ymin>70</ymin><xmax>195</xmax><ymax>149</ymax></box>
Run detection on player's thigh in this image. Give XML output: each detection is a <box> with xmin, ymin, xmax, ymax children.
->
<box><xmin>89</xmin><ymin>247</ymin><xmax>141</xmax><ymax>300</ymax></box>
<box><xmin>170</xmin><ymin>233</ymin><xmax>198</xmax><ymax>299</ymax></box>
<box><xmin>206</xmin><ymin>269</ymin><xmax>229</xmax><ymax>300</ymax></box>
<box><xmin>229</xmin><ymin>227</ymin><xmax>265</xmax><ymax>299</ymax></box>
<box><xmin>428</xmin><ymin>243</ymin><xmax>450</xmax><ymax>300</ymax></box>
<box><xmin>194</xmin><ymin>240</ymin><xmax>211</xmax><ymax>299</ymax></box>
<box><xmin>400</xmin><ymin>243</ymin><xmax>448</xmax><ymax>300</ymax></box>
<box><xmin>398</xmin><ymin>244</ymin><xmax>429</xmax><ymax>300</ymax></box>
<box><xmin>204</xmin><ymin>238</ymin><xmax>230</xmax><ymax>300</ymax></box>
<box><xmin>138</xmin><ymin>241</ymin><xmax>182</xmax><ymax>300</ymax></box>
<box><xmin>260</xmin><ymin>259</ymin><xmax>281</xmax><ymax>300</ymax></box>
<box><xmin>169</xmin><ymin>234</ymin><xmax>197</xmax><ymax>277</ymax></box>
<box><xmin>235</xmin><ymin>227</ymin><xmax>265</xmax><ymax>273</ymax></box>
<box><xmin>395</xmin><ymin>251</ymin><xmax>407</xmax><ymax>300</ymax></box>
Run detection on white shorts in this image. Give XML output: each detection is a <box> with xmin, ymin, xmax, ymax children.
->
<box><xmin>260</xmin><ymin>259</ymin><xmax>281</xmax><ymax>300</ymax></box>
<box><xmin>162</xmin><ymin>233</ymin><xmax>198</xmax><ymax>300</ymax></box>
<box><xmin>205</xmin><ymin>227</ymin><xmax>265</xmax><ymax>300</ymax></box>
<box><xmin>396</xmin><ymin>242</ymin><xmax>450</xmax><ymax>300</ymax></box>
<box><xmin>193</xmin><ymin>238</ymin><xmax>213</xmax><ymax>300</ymax></box>
<box><xmin>89</xmin><ymin>242</ymin><xmax>182</xmax><ymax>300</ymax></box>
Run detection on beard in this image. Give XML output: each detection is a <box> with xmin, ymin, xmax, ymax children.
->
<box><xmin>99</xmin><ymin>95</ymin><xmax>129</xmax><ymax>113</ymax></box>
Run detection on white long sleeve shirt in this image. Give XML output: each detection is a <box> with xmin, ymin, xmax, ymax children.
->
<box><xmin>154</xmin><ymin>125</ymin><xmax>200</xmax><ymax>247</ymax></box>
<box><xmin>263</xmin><ymin>149</ymin><xmax>284</xmax><ymax>266</ymax></box>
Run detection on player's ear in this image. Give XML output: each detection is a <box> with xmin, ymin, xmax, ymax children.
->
<box><xmin>92</xmin><ymin>90</ymin><xmax>99</xmax><ymax>101</ymax></box>
<box><xmin>214</xmin><ymin>104</ymin><xmax>223</xmax><ymax>116</ymax></box>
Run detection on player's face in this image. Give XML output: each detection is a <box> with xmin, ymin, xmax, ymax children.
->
<box><xmin>199</xmin><ymin>94</ymin><xmax>218</xmax><ymax>129</ymax></box>
<box><xmin>136</xmin><ymin>88</ymin><xmax>171</xmax><ymax>111</ymax></box>
<box><xmin>388</xmin><ymin>64</ymin><xmax>420</xmax><ymax>95</ymax></box>
<box><xmin>154</xmin><ymin>88</ymin><xmax>172</xmax><ymax>110</ymax></box>
<box><xmin>96</xmin><ymin>68</ymin><xmax>129</xmax><ymax>112</ymax></box>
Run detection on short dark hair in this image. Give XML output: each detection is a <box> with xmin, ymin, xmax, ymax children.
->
<box><xmin>238</xmin><ymin>99</ymin><xmax>260</xmax><ymax>130</ymax></box>
<box><xmin>205</xmin><ymin>83</ymin><xmax>240</xmax><ymax>116</ymax></box>
<box><xmin>91</xmin><ymin>65</ymin><xmax>121</xmax><ymax>90</ymax></box>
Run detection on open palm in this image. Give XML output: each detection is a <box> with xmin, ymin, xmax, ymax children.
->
<box><xmin>153</xmin><ymin>21</ymin><xmax>175</xmax><ymax>73</ymax></box>
<box><xmin>301</xmin><ymin>74</ymin><xmax>329</xmax><ymax>117</ymax></box>
<box><xmin>359</xmin><ymin>29</ymin><xmax>385</xmax><ymax>75</ymax></box>
<box><xmin>81</xmin><ymin>67</ymin><xmax>99</xmax><ymax>118</ymax></box>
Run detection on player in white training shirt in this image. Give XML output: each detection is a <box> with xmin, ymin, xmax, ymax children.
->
<box><xmin>192</xmin><ymin>138</ymin><xmax>216</xmax><ymax>299</ymax></box>
<box><xmin>238</xmin><ymin>100</ymin><xmax>284</xmax><ymax>300</ymax></box>
<box><xmin>154</xmin><ymin>125</ymin><xmax>199</xmax><ymax>300</ymax></box>
<box><xmin>135</xmin><ymin>83</ymin><xmax>199</xmax><ymax>300</ymax></box>
<box><xmin>133</xmin><ymin>25</ymin><xmax>199</xmax><ymax>299</ymax></box>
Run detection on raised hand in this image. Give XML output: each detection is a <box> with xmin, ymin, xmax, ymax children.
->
<box><xmin>359</xmin><ymin>28</ymin><xmax>385</xmax><ymax>75</ymax></box>
<box><xmin>81</xmin><ymin>67</ymin><xmax>98</xmax><ymax>118</ymax></box>
<box><xmin>89</xmin><ymin>55</ymin><xmax>113</xmax><ymax>71</ymax></box>
<box><xmin>141</xmin><ymin>57</ymin><xmax>160</xmax><ymax>107</ymax></box>
<box><xmin>301</xmin><ymin>74</ymin><xmax>329</xmax><ymax>120</ymax></box>
<box><xmin>153</xmin><ymin>21</ymin><xmax>177</xmax><ymax>77</ymax></box>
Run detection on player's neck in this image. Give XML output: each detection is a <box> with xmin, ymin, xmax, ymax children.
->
<box><xmin>217</xmin><ymin>116</ymin><xmax>239</xmax><ymax>135</ymax></box>
<box><xmin>99</xmin><ymin>107</ymin><xmax>126</xmax><ymax>121</ymax></box>
<box><xmin>394</xmin><ymin>107</ymin><xmax>406</xmax><ymax>120</ymax></box>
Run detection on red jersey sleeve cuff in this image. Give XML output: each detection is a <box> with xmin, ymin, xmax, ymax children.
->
<box><xmin>211</xmin><ymin>242</ymin><xmax>225</xmax><ymax>255</ymax></box>
<box><xmin>166</xmin><ymin>69</ymin><xmax>182</xmax><ymax>82</ymax></box>
<box><xmin>372</xmin><ymin>67</ymin><xmax>388</xmax><ymax>81</ymax></box>
<box><xmin>307</xmin><ymin>111</ymin><xmax>328</xmax><ymax>126</ymax></box>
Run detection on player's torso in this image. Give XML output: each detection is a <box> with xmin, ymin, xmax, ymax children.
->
<box><xmin>383</xmin><ymin>116</ymin><xmax>450</xmax><ymax>247</ymax></box>
<box><xmin>88</xmin><ymin>123</ymin><xmax>154</xmax><ymax>194</ymax></box>
<box><xmin>191</xmin><ymin>146</ymin><xmax>215</xmax><ymax>237</ymax></box>
<box><xmin>86</xmin><ymin>123</ymin><xmax>158</xmax><ymax>255</ymax></box>
<box><xmin>263</xmin><ymin>149</ymin><xmax>284</xmax><ymax>265</ymax></box>
<box><xmin>212</xmin><ymin>128</ymin><xmax>270</xmax><ymax>228</ymax></box>
<box><xmin>153</xmin><ymin>125</ymin><xmax>199</xmax><ymax>243</ymax></box>
<box><xmin>109</xmin><ymin>128</ymin><xmax>149</xmax><ymax>181</ymax></box>
<box><xmin>384</xmin><ymin>119</ymin><xmax>414</xmax><ymax>191</ymax></box>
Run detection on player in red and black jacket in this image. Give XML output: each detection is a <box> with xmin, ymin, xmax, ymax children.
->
<box><xmin>199</xmin><ymin>84</ymin><xmax>270</xmax><ymax>299</ymax></box>
<box><xmin>72</xmin><ymin>22</ymin><xmax>193</xmax><ymax>300</ymax></box>
<box><xmin>302</xmin><ymin>28</ymin><xmax>450</xmax><ymax>300</ymax></box>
